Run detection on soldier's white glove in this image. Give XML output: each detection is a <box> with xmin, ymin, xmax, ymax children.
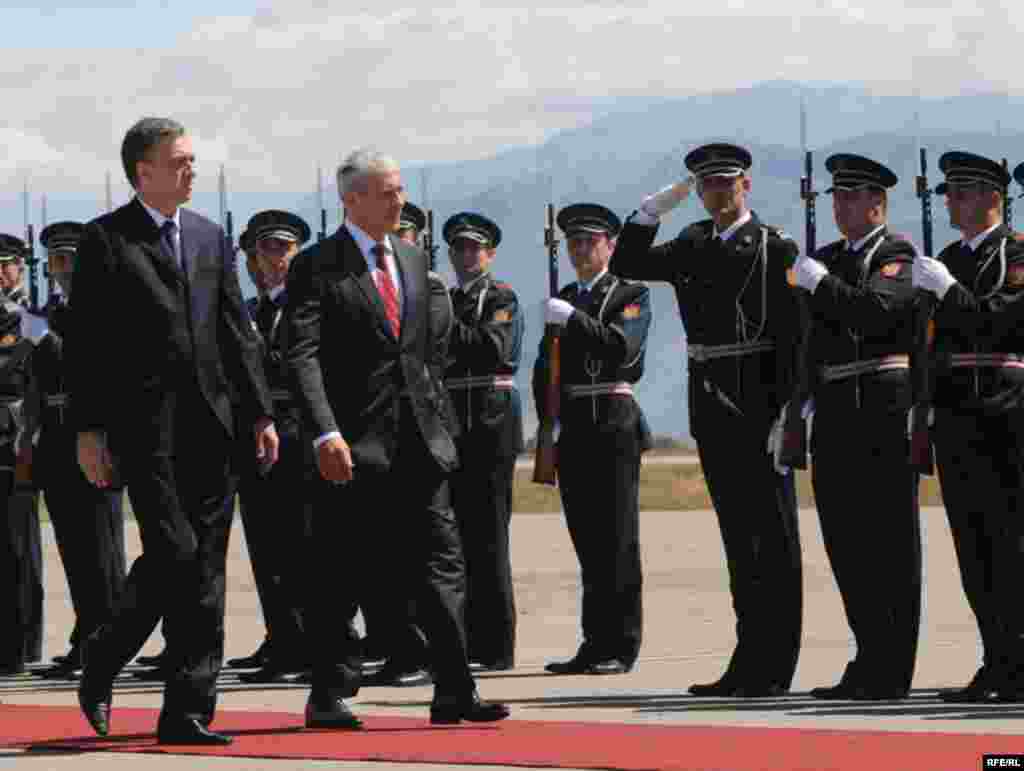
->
<box><xmin>792</xmin><ymin>255</ymin><xmax>828</xmax><ymax>292</ymax></box>
<box><xmin>912</xmin><ymin>256</ymin><xmax>956</xmax><ymax>300</ymax></box>
<box><xmin>545</xmin><ymin>298</ymin><xmax>575</xmax><ymax>326</ymax></box>
<box><xmin>638</xmin><ymin>179</ymin><xmax>695</xmax><ymax>221</ymax></box>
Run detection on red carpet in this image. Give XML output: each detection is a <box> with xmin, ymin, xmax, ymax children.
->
<box><xmin>1</xmin><ymin>703</ymin><xmax>1022</xmax><ymax>770</ymax></box>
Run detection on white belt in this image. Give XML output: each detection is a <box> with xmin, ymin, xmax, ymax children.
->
<box><xmin>949</xmin><ymin>353</ymin><xmax>1024</xmax><ymax>370</ymax></box>
<box><xmin>565</xmin><ymin>382</ymin><xmax>634</xmax><ymax>398</ymax></box>
<box><xmin>687</xmin><ymin>340</ymin><xmax>776</xmax><ymax>362</ymax></box>
<box><xmin>820</xmin><ymin>355</ymin><xmax>910</xmax><ymax>383</ymax></box>
<box><xmin>445</xmin><ymin>375</ymin><xmax>517</xmax><ymax>391</ymax></box>
<box><xmin>44</xmin><ymin>393</ymin><xmax>69</xmax><ymax>407</ymax></box>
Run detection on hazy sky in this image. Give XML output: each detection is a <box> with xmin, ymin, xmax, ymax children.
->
<box><xmin>2</xmin><ymin>0</ymin><xmax>1019</xmax><ymax>197</ymax></box>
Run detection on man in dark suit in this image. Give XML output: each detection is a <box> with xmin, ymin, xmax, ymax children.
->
<box><xmin>70</xmin><ymin>117</ymin><xmax>277</xmax><ymax>745</ymax></box>
<box><xmin>283</xmin><ymin>148</ymin><xmax>509</xmax><ymax>728</ymax></box>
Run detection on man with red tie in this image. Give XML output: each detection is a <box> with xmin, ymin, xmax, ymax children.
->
<box><xmin>283</xmin><ymin>148</ymin><xmax>509</xmax><ymax>728</ymax></box>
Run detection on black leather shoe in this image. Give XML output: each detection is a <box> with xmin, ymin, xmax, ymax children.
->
<box><xmin>157</xmin><ymin>716</ymin><xmax>233</xmax><ymax>746</ymax></box>
<box><xmin>226</xmin><ymin>642</ymin><xmax>271</xmax><ymax>670</ymax></box>
<box><xmin>0</xmin><ymin>662</ymin><xmax>28</xmax><ymax>676</ymax></box>
<box><xmin>132</xmin><ymin>666</ymin><xmax>171</xmax><ymax>682</ymax></box>
<box><xmin>940</xmin><ymin>666</ymin><xmax>1001</xmax><ymax>703</ymax></box>
<box><xmin>52</xmin><ymin>647</ymin><xmax>79</xmax><ymax>666</ymax></box>
<box><xmin>469</xmin><ymin>661</ymin><xmax>513</xmax><ymax>673</ymax></box>
<box><xmin>77</xmin><ymin>683</ymin><xmax>112</xmax><ymax>737</ymax></box>
<box><xmin>586</xmin><ymin>658</ymin><xmax>632</xmax><ymax>675</ymax></box>
<box><xmin>363</xmin><ymin>667</ymin><xmax>432</xmax><ymax>687</ymax></box>
<box><xmin>135</xmin><ymin>650</ymin><xmax>170</xmax><ymax>668</ymax></box>
<box><xmin>810</xmin><ymin>680</ymin><xmax>861</xmax><ymax>699</ymax></box>
<box><xmin>430</xmin><ymin>690</ymin><xmax>511</xmax><ymax>725</ymax></box>
<box><xmin>237</xmin><ymin>661</ymin><xmax>307</xmax><ymax>684</ymax></box>
<box><xmin>544</xmin><ymin>655</ymin><xmax>592</xmax><ymax>675</ymax></box>
<box><xmin>305</xmin><ymin>695</ymin><xmax>363</xmax><ymax>729</ymax></box>
<box><xmin>688</xmin><ymin>677</ymin><xmax>740</xmax><ymax>696</ymax></box>
<box><xmin>732</xmin><ymin>682</ymin><xmax>790</xmax><ymax>698</ymax></box>
<box><xmin>35</xmin><ymin>661</ymin><xmax>81</xmax><ymax>680</ymax></box>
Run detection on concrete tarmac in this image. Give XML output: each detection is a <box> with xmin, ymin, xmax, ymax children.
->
<box><xmin>1</xmin><ymin>501</ymin><xmax>1016</xmax><ymax>770</ymax></box>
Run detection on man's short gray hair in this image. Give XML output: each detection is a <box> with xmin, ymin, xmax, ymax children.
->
<box><xmin>122</xmin><ymin>117</ymin><xmax>186</xmax><ymax>188</ymax></box>
<box><xmin>336</xmin><ymin>149</ymin><xmax>400</xmax><ymax>197</ymax></box>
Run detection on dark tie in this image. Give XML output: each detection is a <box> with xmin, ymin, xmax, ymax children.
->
<box><xmin>160</xmin><ymin>220</ymin><xmax>178</xmax><ymax>267</ymax></box>
<box><xmin>257</xmin><ymin>296</ymin><xmax>277</xmax><ymax>341</ymax></box>
<box><xmin>371</xmin><ymin>243</ymin><xmax>401</xmax><ymax>338</ymax></box>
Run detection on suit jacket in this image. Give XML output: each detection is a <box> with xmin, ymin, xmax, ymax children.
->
<box><xmin>282</xmin><ymin>225</ymin><xmax>458</xmax><ymax>474</ymax></box>
<box><xmin>69</xmin><ymin>197</ymin><xmax>272</xmax><ymax>451</ymax></box>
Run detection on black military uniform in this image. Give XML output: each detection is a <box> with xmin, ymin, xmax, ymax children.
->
<box><xmin>0</xmin><ymin>295</ymin><xmax>37</xmax><ymax>675</ymax></box>
<box><xmin>26</xmin><ymin>222</ymin><xmax>128</xmax><ymax>679</ymax></box>
<box><xmin>234</xmin><ymin>210</ymin><xmax>315</xmax><ymax>682</ymax></box>
<box><xmin>609</xmin><ymin>145</ymin><xmax>803</xmax><ymax>696</ymax></box>
<box><xmin>922</xmin><ymin>153</ymin><xmax>1024</xmax><ymax>703</ymax></box>
<box><xmin>442</xmin><ymin>212</ymin><xmax>523</xmax><ymax>671</ymax></box>
<box><xmin>796</xmin><ymin>156</ymin><xmax>921</xmax><ymax>700</ymax></box>
<box><xmin>536</xmin><ymin>203</ymin><xmax>652</xmax><ymax>675</ymax></box>
<box><xmin>0</xmin><ymin>234</ymin><xmax>44</xmax><ymax>670</ymax></box>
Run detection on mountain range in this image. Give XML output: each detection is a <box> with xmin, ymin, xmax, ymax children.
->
<box><xmin>4</xmin><ymin>80</ymin><xmax>1024</xmax><ymax>438</ymax></box>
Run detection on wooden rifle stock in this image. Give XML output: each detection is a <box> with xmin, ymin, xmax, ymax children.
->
<box><xmin>533</xmin><ymin>203</ymin><xmax>561</xmax><ymax>486</ymax></box>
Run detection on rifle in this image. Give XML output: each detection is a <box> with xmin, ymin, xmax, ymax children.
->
<box><xmin>319</xmin><ymin>209</ymin><xmax>327</xmax><ymax>243</ymax></box>
<box><xmin>24</xmin><ymin>223</ymin><xmax>40</xmax><ymax>313</ymax></box>
<box><xmin>909</xmin><ymin>148</ymin><xmax>936</xmax><ymax>475</ymax></box>
<box><xmin>1003</xmin><ymin>158</ymin><xmax>1014</xmax><ymax>228</ymax></box>
<box><xmin>225</xmin><ymin>210</ymin><xmax>235</xmax><ymax>256</ymax></box>
<box><xmin>778</xmin><ymin>150</ymin><xmax>816</xmax><ymax>469</ymax></box>
<box><xmin>533</xmin><ymin>203</ymin><xmax>561</xmax><ymax>486</ymax></box>
<box><xmin>424</xmin><ymin>209</ymin><xmax>437</xmax><ymax>272</ymax></box>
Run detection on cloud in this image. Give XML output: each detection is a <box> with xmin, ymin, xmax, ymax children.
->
<box><xmin>2</xmin><ymin>0</ymin><xmax>1021</xmax><ymax>195</ymax></box>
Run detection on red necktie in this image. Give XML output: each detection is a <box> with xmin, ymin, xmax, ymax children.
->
<box><xmin>371</xmin><ymin>243</ymin><xmax>401</xmax><ymax>338</ymax></box>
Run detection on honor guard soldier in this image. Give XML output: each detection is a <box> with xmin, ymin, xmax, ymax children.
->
<box><xmin>442</xmin><ymin>212</ymin><xmax>523</xmax><ymax>671</ymax></box>
<box><xmin>913</xmin><ymin>153</ymin><xmax>1024</xmax><ymax>703</ymax></box>
<box><xmin>0</xmin><ymin>298</ymin><xmax>37</xmax><ymax>674</ymax></box>
<box><xmin>790</xmin><ymin>155</ymin><xmax>921</xmax><ymax>700</ymax></box>
<box><xmin>26</xmin><ymin>222</ymin><xmax>128</xmax><ymax>680</ymax></box>
<box><xmin>397</xmin><ymin>202</ymin><xmax>427</xmax><ymax>246</ymax></box>
<box><xmin>233</xmin><ymin>210</ymin><xmax>315</xmax><ymax>683</ymax></box>
<box><xmin>609</xmin><ymin>144</ymin><xmax>803</xmax><ymax>696</ymax></box>
<box><xmin>0</xmin><ymin>234</ymin><xmax>44</xmax><ymax>669</ymax></box>
<box><xmin>537</xmin><ymin>203</ymin><xmax>651</xmax><ymax>676</ymax></box>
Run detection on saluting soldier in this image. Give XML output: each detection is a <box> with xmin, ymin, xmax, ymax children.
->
<box><xmin>537</xmin><ymin>203</ymin><xmax>651</xmax><ymax>676</ymax></box>
<box><xmin>442</xmin><ymin>212</ymin><xmax>523</xmax><ymax>672</ymax></box>
<box><xmin>233</xmin><ymin>211</ymin><xmax>316</xmax><ymax>683</ymax></box>
<box><xmin>790</xmin><ymin>155</ymin><xmax>921</xmax><ymax>699</ymax></box>
<box><xmin>0</xmin><ymin>285</ymin><xmax>37</xmax><ymax>675</ymax></box>
<box><xmin>912</xmin><ymin>153</ymin><xmax>1024</xmax><ymax>703</ymax></box>
<box><xmin>25</xmin><ymin>222</ymin><xmax>128</xmax><ymax>680</ymax></box>
<box><xmin>609</xmin><ymin>144</ymin><xmax>803</xmax><ymax>696</ymax></box>
<box><xmin>0</xmin><ymin>234</ymin><xmax>44</xmax><ymax>669</ymax></box>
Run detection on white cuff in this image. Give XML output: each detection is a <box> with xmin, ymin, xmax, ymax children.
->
<box><xmin>313</xmin><ymin>431</ymin><xmax>341</xmax><ymax>449</ymax></box>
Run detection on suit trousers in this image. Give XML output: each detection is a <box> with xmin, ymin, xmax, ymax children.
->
<box><xmin>84</xmin><ymin>382</ymin><xmax>235</xmax><ymax>721</ymax></box>
<box><xmin>935</xmin><ymin>407</ymin><xmax>1024</xmax><ymax>677</ymax></box>
<box><xmin>451</xmin><ymin>441</ymin><xmax>517</xmax><ymax>667</ymax></box>
<box><xmin>44</xmin><ymin>450</ymin><xmax>126</xmax><ymax>651</ymax></box>
<box><xmin>557</xmin><ymin>422</ymin><xmax>644</xmax><ymax>666</ymax></box>
<box><xmin>812</xmin><ymin>407</ymin><xmax>921</xmax><ymax>691</ymax></box>
<box><xmin>237</xmin><ymin>426</ymin><xmax>312</xmax><ymax>663</ymax></box>
<box><xmin>1</xmin><ymin>471</ymin><xmax>44</xmax><ymax>668</ymax></box>
<box><xmin>695</xmin><ymin>397</ymin><xmax>803</xmax><ymax>689</ymax></box>
<box><xmin>309</xmin><ymin>399</ymin><xmax>473</xmax><ymax>700</ymax></box>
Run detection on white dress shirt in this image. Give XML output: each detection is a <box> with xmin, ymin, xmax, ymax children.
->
<box><xmin>847</xmin><ymin>223</ymin><xmax>886</xmax><ymax>252</ymax></box>
<box><xmin>964</xmin><ymin>222</ymin><xmax>1002</xmax><ymax>253</ymax></box>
